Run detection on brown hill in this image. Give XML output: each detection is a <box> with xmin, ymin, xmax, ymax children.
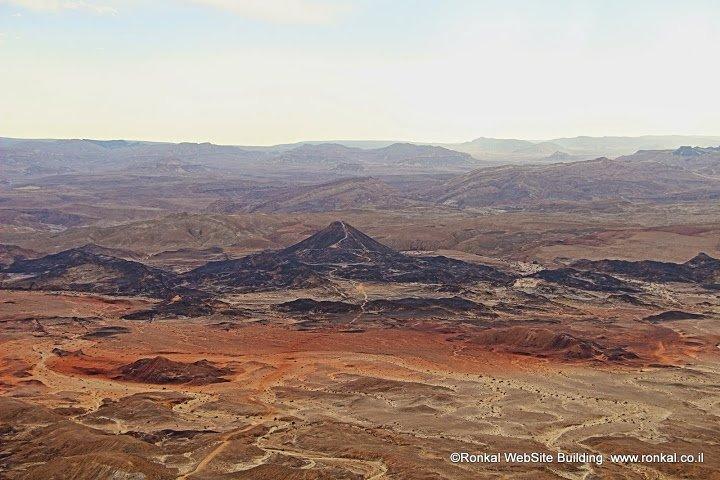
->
<box><xmin>616</xmin><ymin>146</ymin><xmax>720</xmax><ymax>177</ymax></box>
<box><xmin>470</xmin><ymin>326</ymin><xmax>639</xmax><ymax>362</ymax></box>
<box><xmin>0</xmin><ymin>397</ymin><xmax>176</xmax><ymax>479</ymax></box>
<box><xmin>249</xmin><ymin>177</ymin><xmax>417</xmax><ymax>213</ymax></box>
<box><xmin>13</xmin><ymin>213</ymin><xmax>315</xmax><ymax>255</ymax></box>
<box><xmin>426</xmin><ymin>153</ymin><xmax>720</xmax><ymax>208</ymax></box>
<box><xmin>116</xmin><ymin>356</ymin><xmax>231</xmax><ymax>385</ymax></box>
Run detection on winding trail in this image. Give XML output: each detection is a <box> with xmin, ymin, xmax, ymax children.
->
<box><xmin>177</xmin><ymin>423</ymin><xmax>264</xmax><ymax>480</ymax></box>
<box><xmin>349</xmin><ymin>282</ymin><xmax>369</xmax><ymax>324</ymax></box>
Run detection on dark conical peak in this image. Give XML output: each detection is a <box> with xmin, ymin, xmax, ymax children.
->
<box><xmin>279</xmin><ymin>221</ymin><xmax>399</xmax><ymax>263</ymax></box>
<box><xmin>685</xmin><ymin>252</ymin><xmax>719</xmax><ymax>267</ymax></box>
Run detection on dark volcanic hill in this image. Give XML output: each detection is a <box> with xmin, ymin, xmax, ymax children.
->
<box><xmin>185</xmin><ymin>221</ymin><xmax>512</xmax><ymax>292</ymax></box>
<box><xmin>532</xmin><ymin>268</ymin><xmax>639</xmax><ymax>293</ymax></box>
<box><xmin>279</xmin><ymin>220</ymin><xmax>401</xmax><ymax>263</ymax></box>
<box><xmin>277</xmin><ymin>296</ymin><xmax>489</xmax><ymax>314</ymax></box>
<box><xmin>0</xmin><ymin>245</ymin><xmax>179</xmax><ymax>297</ymax></box>
<box><xmin>572</xmin><ymin>253</ymin><xmax>720</xmax><ymax>288</ymax></box>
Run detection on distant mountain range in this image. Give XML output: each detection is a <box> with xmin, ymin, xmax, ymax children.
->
<box><xmin>0</xmin><ymin>137</ymin><xmax>482</xmax><ymax>178</ymax></box>
<box><xmin>2</xmin><ymin>135</ymin><xmax>720</xmax><ymax>216</ymax></box>
<box><xmin>241</xmin><ymin>135</ymin><xmax>720</xmax><ymax>162</ymax></box>
<box><xmin>4</xmin><ymin>135</ymin><xmax>720</xmax><ymax>180</ymax></box>
<box><xmin>245</xmin><ymin>135</ymin><xmax>720</xmax><ymax>157</ymax></box>
<box><xmin>440</xmin><ymin>135</ymin><xmax>720</xmax><ymax>160</ymax></box>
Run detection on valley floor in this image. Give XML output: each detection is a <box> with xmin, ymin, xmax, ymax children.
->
<box><xmin>1</xmin><ymin>291</ymin><xmax>719</xmax><ymax>479</ymax></box>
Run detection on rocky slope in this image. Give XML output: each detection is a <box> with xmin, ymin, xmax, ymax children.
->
<box><xmin>572</xmin><ymin>253</ymin><xmax>720</xmax><ymax>288</ymax></box>
<box><xmin>425</xmin><ymin>150</ymin><xmax>720</xmax><ymax>208</ymax></box>
<box><xmin>0</xmin><ymin>245</ymin><xmax>179</xmax><ymax>297</ymax></box>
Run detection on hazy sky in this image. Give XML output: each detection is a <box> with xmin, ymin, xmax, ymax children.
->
<box><xmin>1</xmin><ymin>0</ymin><xmax>719</xmax><ymax>145</ymax></box>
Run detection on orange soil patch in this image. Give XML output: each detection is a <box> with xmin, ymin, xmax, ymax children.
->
<box><xmin>44</xmin><ymin>323</ymin><xmax>550</xmax><ymax>399</ymax></box>
<box><xmin>45</xmin><ymin>320</ymin><xmax>710</xmax><ymax>398</ymax></box>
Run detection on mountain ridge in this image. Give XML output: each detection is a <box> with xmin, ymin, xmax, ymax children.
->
<box><xmin>424</xmin><ymin>148</ymin><xmax>720</xmax><ymax>208</ymax></box>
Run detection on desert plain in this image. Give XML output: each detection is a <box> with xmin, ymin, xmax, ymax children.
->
<box><xmin>1</xmin><ymin>138</ymin><xmax>720</xmax><ymax>479</ymax></box>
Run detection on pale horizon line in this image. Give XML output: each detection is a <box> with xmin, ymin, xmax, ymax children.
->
<box><xmin>3</xmin><ymin>132</ymin><xmax>720</xmax><ymax>148</ymax></box>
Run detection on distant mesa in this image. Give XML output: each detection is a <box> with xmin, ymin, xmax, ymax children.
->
<box><xmin>367</xmin><ymin>143</ymin><xmax>474</xmax><ymax>167</ymax></box>
<box><xmin>271</xmin><ymin>143</ymin><xmax>358</xmax><ymax>165</ymax></box>
<box><xmin>270</xmin><ymin>142</ymin><xmax>474</xmax><ymax>169</ymax></box>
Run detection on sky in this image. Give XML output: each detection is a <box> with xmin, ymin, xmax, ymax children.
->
<box><xmin>1</xmin><ymin>0</ymin><xmax>719</xmax><ymax>145</ymax></box>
